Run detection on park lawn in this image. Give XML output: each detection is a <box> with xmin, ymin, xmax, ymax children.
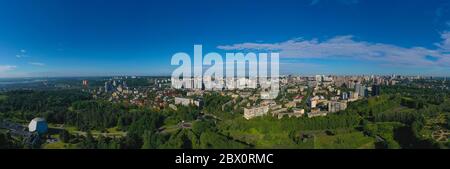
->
<box><xmin>48</xmin><ymin>123</ymin><xmax>78</xmax><ymax>132</ymax></box>
<box><xmin>87</xmin><ymin>128</ymin><xmax>127</xmax><ymax>137</ymax></box>
<box><xmin>65</xmin><ymin>126</ymin><xmax>79</xmax><ymax>133</ymax></box>
<box><xmin>106</xmin><ymin>127</ymin><xmax>124</xmax><ymax>133</ymax></box>
<box><xmin>160</xmin><ymin>124</ymin><xmax>180</xmax><ymax>134</ymax></box>
<box><xmin>43</xmin><ymin>141</ymin><xmax>77</xmax><ymax>149</ymax></box>
<box><xmin>254</xmin><ymin>132</ymin><xmax>313</xmax><ymax>149</ymax></box>
<box><xmin>375</xmin><ymin>122</ymin><xmax>403</xmax><ymax>139</ymax></box>
<box><xmin>0</xmin><ymin>94</ymin><xmax>7</xmax><ymax>101</ymax></box>
<box><xmin>49</xmin><ymin>124</ymin><xmax>126</xmax><ymax>137</ymax></box>
<box><xmin>366</xmin><ymin>122</ymin><xmax>403</xmax><ymax>148</ymax></box>
<box><xmin>383</xmin><ymin>106</ymin><xmax>415</xmax><ymax>115</ymax></box>
<box><xmin>228</xmin><ymin>128</ymin><xmax>370</xmax><ymax>149</ymax></box>
<box><xmin>5</xmin><ymin>117</ymin><xmax>28</xmax><ymax>124</ymax></box>
<box><xmin>358</xmin><ymin>141</ymin><xmax>376</xmax><ymax>149</ymax></box>
<box><xmin>313</xmin><ymin>130</ymin><xmax>375</xmax><ymax>149</ymax></box>
<box><xmin>224</xmin><ymin>128</ymin><xmax>314</xmax><ymax>149</ymax></box>
<box><xmin>225</xmin><ymin>128</ymin><xmax>264</xmax><ymax>146</ymax></box>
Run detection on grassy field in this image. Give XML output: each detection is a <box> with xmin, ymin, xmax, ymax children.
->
<box><xmin>43</xmin><ymin>141</ymin><xmax>77</xmax><ymax>149</ymax></box>
<box><xmin>218</xmin><ymin>116</ymin><xmax>374</xmax><ymax>149</ymax></box>
<box><xmin>220</xmin><ymin>124</ymin><xmax>377</xmax><ymax>149</ymax></box>
<box><xmin>379</xmin><ymin>106</ymin><xmax>416</xmax><ymax>117</ymax></box>
<box><xmin>74</xmin><ymin>127</ymin><xmax>127</xmax><ymax>138</ymax></box>
<box><xmin>160</xmin><ymin>124</ymin><xmax>181</xmax><ymax>134</ymax></box>
<box><xmin>0</xmin><ymin>94</ymin><xmax>6</xmax><ymax>101</ymax></box>
<box><xmin>366</xmin><ymin>122</ymin><xmax>403</xmax><ymax>148</ymax></box>
<box><xmin>48</xmin><ymin>124</ymin><xmax>127</xmax><ymax>138</ymax></box>
<box><xmin>313</xmin><ymin>130</ymin><xmax>375</xmax><ymax>149</ymax></box>
<box><xmin>222</xmin><ymin>127</ymin><xmax>314</xmax><ymax>149</ymax></box>
<box><xmin>223</xmin><ymin>128</ymin><xmax>375</xmax><ymax>149</ymax></box>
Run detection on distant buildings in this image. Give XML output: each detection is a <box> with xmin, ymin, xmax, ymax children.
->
<box><xmin>105</xmin><ymin>82</ymin><xmax>113</xmax><ymax>92</ymax></box>
<box><xmin>372</xmin><ymin>84</ymin><xmax>381</xmax><ymax>96</ymax></box>
<box><xmin>82</xmin><ymin>80</ymin><xmax>89</xmax><ymax>86</ymax></box>
<box><xmin>362</xmin><ymin>88</ymin><xmax>369</xmax><ymax>97</ymax></box>
<box><xmin>341</xmin><ymin>92</ymin><xmax>348</xmax><ymax>100</ymax></box>
<box><xmin>309</xmin><ymin>96</ymin><xmax>319</xmax><ymax>108</ymax></box>
<box><xmin>315</xmin><ymin>75</ymin><xmax>323</xmax><ymax>84</ymax></box>
<box><xmin>348</xmin><ymin>91</ymin><xmax>359</xmax><ymax>101</ymax></box>
<box><xmin>355</xmin><ymin>83</ymin><xmax>368</xmax><ymax>98</ymax></box>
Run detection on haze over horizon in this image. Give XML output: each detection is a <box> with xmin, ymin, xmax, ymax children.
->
<box><xmin>1</xmin><ymin>0</ymin><xmax>450</xmax><ymax>78</ymax></box>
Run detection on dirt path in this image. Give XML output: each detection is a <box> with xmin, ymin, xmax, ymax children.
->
<box><xmin>431</xmin><ymin>129</ymin><xmax>449</xmax><ymax>142</ymax></box>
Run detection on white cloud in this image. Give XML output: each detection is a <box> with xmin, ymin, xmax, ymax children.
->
<box><xmin>0</xmin><ymin>65</ymin><xmax>17</xmax><ymax>72</ymax></box>
<box><xmin>29</xmin><ymin>62</ymin><xmax>45</xmax><ymax>66</ymax></box>
<box><xmin>16</xmin><ymin>49</ymin><xmax>28</xmax><ymax>58</ymax></box>
<box><xmin>218</xmin><ymin>33</ymin><xmax>450</xmax><ymax>68</ymax></box>
<box><xmin>436</xmin><ymin>31</ymin><xmax>450</xmax><ymax>52</ymax></box>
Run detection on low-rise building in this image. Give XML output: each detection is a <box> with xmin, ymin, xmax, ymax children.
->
<box><xmin>271</xmin><ymin>108</ymin><xmax>288</xmax><ymax>115</ymax></box>
<box><xmin>293</xmin><ymin>108</ymin><xmax>305</xmax><ymax>115</ymax></box>
<box><xmin>174</xmin><ymin>97</ymin><xmax>203</xmax><ymax>107</ymax></box>
<box><xmin>261</xmin><ymin>99</ymin><xmax>277</xmax><ymax>106</ymax></box>
<box><xmin>307</xmin><ymin>111</ymin><xmax>328</xmax><ymax>118</ymax></box>
<box><xmin>287</xmin><ymin>88</ymin><xmax>298</xmax><ymax>93</ymax></box>
<box><xmin>293</xmin><ymin>95</ymin><xmax>304</xmax><ymax>103</ymax></box>
<box><xmin>328</xmin><ymin>101</ymin><xmax>348</xmax><ymax>113</ymax></box>
<box><xmin>278</xmin><ymin>108</ymin><xmax>305</xmax><ymax>119</ymax></box>
<box><xmin>260</xmin><ymin>91</ymin><xmax>279</xmax><ymax>99</ymax></box>
<box><xmin>284</xmin><ymin>101</ymin><xmax>297</xmax><ymax>108</ymax></box>
<box><xmin>244</xmin><ymin>106</ymin><xmax>269</xmax><ymax>120</ymax></box>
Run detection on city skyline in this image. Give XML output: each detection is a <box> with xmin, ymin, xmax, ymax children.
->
<box><xmin>1</xmin><ymin>0</ymin><xmax>450</xmax><ymax>78</ymax></box>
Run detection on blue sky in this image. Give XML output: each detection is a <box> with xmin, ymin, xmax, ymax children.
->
<box><xmin>0</xmin><ymin>0</ymin><xmax>450</xmax><ymax>77</ymax></box>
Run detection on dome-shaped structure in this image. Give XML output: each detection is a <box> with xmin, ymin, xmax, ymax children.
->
<box><xmin>28</xmin><ymin>117</ymin><xmax>48</xmax><ymax>135</ymax></box>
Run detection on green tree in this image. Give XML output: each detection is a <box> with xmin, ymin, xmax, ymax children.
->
<box><xmin>142</xmin><ymin>131</ymin><xmax>164</xmax><ymax>149</ymax></box>
<box><xmin>59</xmin><ymin>129</ymin><xmax>71</xmax><ymax>143</ymax></box>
